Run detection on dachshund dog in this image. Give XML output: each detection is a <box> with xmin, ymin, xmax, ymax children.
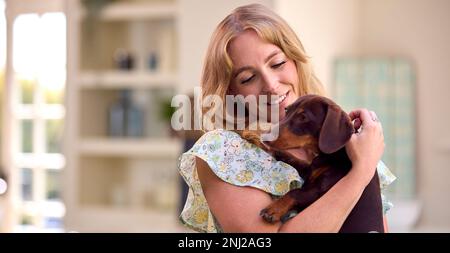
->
<box><xmin>242</xmin><ymin>94</ymin><xmax>384</xmax><ymax>233</ymax></box>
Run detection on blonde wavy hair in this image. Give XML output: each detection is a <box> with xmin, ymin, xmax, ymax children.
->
<box><xmin>200</xmin><ymin>3</ymin><xmax>325</xmax><ymax>131</ymax></box>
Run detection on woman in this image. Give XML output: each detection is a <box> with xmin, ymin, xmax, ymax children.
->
<box><xmin>178</xmin><ymin>3</ymin><xmax>395</xmax><ymax>233</ymax></box>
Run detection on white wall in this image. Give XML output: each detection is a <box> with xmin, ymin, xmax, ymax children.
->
<box><xmin>275</xmin><ymin>0</ymin><xmax>361</xmax><ymax>93</ymax></box>
<box><xmin>178</xmin><ymin>0</ymin><xmax>273</xmax><ymax>94</ymax></box>
<box><xmin>360</xmin><ymin>0</ymin><xmax>450</xmax><ymax>230</ymax></box>
<box><xmin>278</xmin><ymin>0</ymin><xmax>450</xmax><ymax>231</ymax></box>
<box><xmin>178</xmin><ymin>0</ymin><xmax>361</xmax><ymax>95</ymax></box>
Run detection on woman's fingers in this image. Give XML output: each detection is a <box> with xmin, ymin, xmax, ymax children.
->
<box><xmin>349</xmin><ymin>108</ymin><xmax>371</xmax><ymax>122</ymax></box>
<box><xmin>346</xmin><ymin>108</ymin><xmax>385</xmax><ymax>185</ymax></box>
<box><xmin>368</xmin><ymin>110</ymin><xmax>384</xmax><ymax>135</ymax></box>
<box><xmin>353</xmin><ymin>118</ymin><xmax>362</xmax><ymax>131</ymax></box>
<box><xmin>349</xmin><ymin>108</ymin><xmax>375</xmax><ymax>131</ymax></box>
<box><xmin>369</xmin><ymin>111</ymin><xmax>378</xmax><ymax>122</ymax></box>
<box><xmin>348</xmin><ymin>109</ymin><xmax>361</xmax><ymax>121</ymax></box>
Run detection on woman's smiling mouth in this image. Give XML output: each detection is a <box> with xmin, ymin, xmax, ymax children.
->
<box><xmin>268</xmin><ymin>91</ymin><xmax>289</xmax><ymax>105</ymax></box>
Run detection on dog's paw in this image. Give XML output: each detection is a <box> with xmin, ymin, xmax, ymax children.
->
<box><xmin>259</xmin><ymin>206</ymin><xmax>284</xmax><ymax>223</ymax></box>
<box><xmin>260</xmin><ymin>196</ymin><xmax>297</xmax><ymax>224</ymax></box>
<box><xmin>260</xmin><ymin>208</ymin><xmax>278</xmax><ymax>223</ymax></box>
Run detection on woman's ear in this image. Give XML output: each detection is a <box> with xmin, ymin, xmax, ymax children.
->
<box><xmin>318</xmin><ymin>105</ymin><xmax>354</xmax><ymax>154</ymax></box>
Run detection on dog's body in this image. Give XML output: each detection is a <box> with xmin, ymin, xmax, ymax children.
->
<box><xmin>242</xmin><ymin>94</ymin><xmax>384</xmax><ymax>233</ymax></box>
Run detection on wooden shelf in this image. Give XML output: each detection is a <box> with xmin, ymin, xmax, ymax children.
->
<box><xmin>70</xmin><ymin>206</ymin><xmax>184</xmax><ymax>232</ymax></box>
<box><xmin>78</xmin><ymin>137</ymin><xmax>182</xmax><ymax>158</ymax></box>
<box><xmin>79</xmin><ymin>1</ymin><xmax>177</xmax><ymax>21</ymax></box>
<box><xmin>79</xmin><ymin>71</ymin><xmax>178</xmax><ymax>89</ymax></box>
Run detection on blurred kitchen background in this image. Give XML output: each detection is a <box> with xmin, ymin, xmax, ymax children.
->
<box><xmin>0</xmin><ymin>0</ymin><xmax>449</xmax><ymax>233</ymax></box>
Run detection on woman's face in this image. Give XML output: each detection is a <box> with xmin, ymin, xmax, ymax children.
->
<box><xmin>228</xmin><ymin>29</ymin><xmax>299</xmax><ymax>121</ymax></box>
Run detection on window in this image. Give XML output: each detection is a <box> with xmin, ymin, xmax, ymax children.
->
<box><xmin>334</xmin><ymin>58</ymin><xmax>416</xmax><ymax>200</ymax></box>
<box><xmin>0</xmin><ymin>0</ymin><xmax>7</xmax><ymax>230</ymax></box>
<box><xmin>0</xmin><ymin>0</ymin><xmax>4</xmax><ymax>70</ymax></box>
<box><xmin>3</xmin><ymin>0</ymin><xmax>66</xmax><ymax>232</ymax></box>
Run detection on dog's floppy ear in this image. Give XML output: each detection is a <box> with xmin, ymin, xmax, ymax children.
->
<box><xmin>318</xmin><ymin>104</ymin><xmax>354</xmax><ymax>154</ymax></box>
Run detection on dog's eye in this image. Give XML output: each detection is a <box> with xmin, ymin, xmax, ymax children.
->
<box><xmin>284</xmin><ymin>106</ymin><xmax>291</xmax><ymax>114</ymax></box>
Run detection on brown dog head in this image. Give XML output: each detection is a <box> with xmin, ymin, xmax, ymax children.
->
<box><xmin>265</xmin><ymin>95</ymin><xmax>354</xmax><ymax>157</ymax></box>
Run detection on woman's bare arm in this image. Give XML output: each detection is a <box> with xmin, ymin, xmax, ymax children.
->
<box><xmin>279</xmin><ymin>167</ymin><xmax>369</xmax><ymax>232</ymax></box>
<box><xmin>197</xmin><ymin>157</ymin><xmax>369</xmax><ymax>233</ymax></box>
<box><xmin>196</xmin><ymin>157</ymin><xmax>280</xmax><ymax>232</ymax></box>
<box><xmin>197</xmin><ymin>109</ymin><xmax>384</xmax><ymax>233</ymax></box>
<box><xmin>384</xmin><ymin>215</ymin><xmax>389</xmax><ymax>233</ymax></box>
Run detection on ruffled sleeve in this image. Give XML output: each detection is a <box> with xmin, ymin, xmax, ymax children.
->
<box><xmin>178</xmin><ymin>129</ymin><xmax>303</xmax><ymax>233</ymax></box>
<box><xmin>376</xmin><ymin>160</ymin><xmax>397</xmax><ymax>214</ymax></box>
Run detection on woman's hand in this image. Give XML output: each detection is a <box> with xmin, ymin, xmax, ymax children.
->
<box><xmin>345</xmin><ymin>108</ymin><xmax>385</xmax><ymax>186</ymax></box>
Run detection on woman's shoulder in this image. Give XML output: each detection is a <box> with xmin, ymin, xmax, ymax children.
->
<box><xmin>189</xmin><ymin>129</ymin><xmax>252</xmax><ymax>157</ymax></box>
<box><xmin>180</xmin><ymin>128</ymin><xmax>303</xmax><ymax>196</ymax></box>
<box><xmin>196</xmin><ymin>128</ymin><xmax>241</xmax><ymax>143</ymax></box>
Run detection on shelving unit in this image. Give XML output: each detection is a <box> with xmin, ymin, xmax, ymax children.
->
<box><xmin>79</xmin><ymin>1</ymin><xmax>177</xmax><ymax>21</ymax></box>
<box><xmin>79</xmin><ymin>71</ymin><xmax>178</xmax><ymax>89</ymax></box>
<box><xmin>65</xmin><ymin>0</ymin><xmax>183</xmax><ymax>232</ymax></box>
<box><xmin>72</xmin><ymin>206</ymin><xmax>180</xmax><ymax>232</ymax></box>
<box><xmin>78</xmin><ymin>138</ymin><xmax>181</xmax><ymax>158</ymax></box>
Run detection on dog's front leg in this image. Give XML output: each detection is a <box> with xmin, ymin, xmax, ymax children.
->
<box><xmin>260</xmin><ymin>186</ymin><xmax>321</xmax><ymax>223</ymax></box>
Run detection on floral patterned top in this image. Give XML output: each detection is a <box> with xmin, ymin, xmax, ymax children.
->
<box><xmin>178</xmin><ymin>129</ymin><xmax>396</xmax><ymax>233</ymax></box>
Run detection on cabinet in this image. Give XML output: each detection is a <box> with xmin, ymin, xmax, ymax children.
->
<box><xmin>65</xmin><ymin>0</ymin><xmax>183</xmax><ymax>232</ymax></box>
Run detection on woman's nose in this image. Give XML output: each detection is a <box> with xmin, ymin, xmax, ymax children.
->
<box><xmin>261</xmin><ymin>73</ymin><xmax>280</xmax><ymax>93</ymax></box>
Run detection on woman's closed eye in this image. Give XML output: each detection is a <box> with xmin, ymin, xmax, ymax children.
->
<box><xmin>241</xmin><ymin>74</ymin><xmax>255</xmax><ymax>84</ymax></box>
<box><xmin>271</xmin><ymin>61</ymin><xmax>286</xmax><ymax>69</ymax></box>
